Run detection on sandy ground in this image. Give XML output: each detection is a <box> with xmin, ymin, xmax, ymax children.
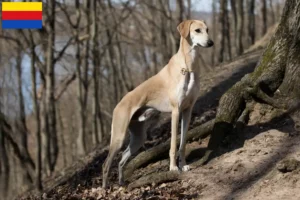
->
<box><xmin>184</xmin><ymin>121</ymin><xmax>300</xmax><ymax>200</ymax></box>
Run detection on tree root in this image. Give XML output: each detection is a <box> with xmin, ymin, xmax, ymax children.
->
<box><xmin>128</xmin><ymin>171</ymin><xmax>181</xmax><ymax>190</ymax></box>
<box><xmin>124</xmin><ymin>119</ymin><xmax>214</xmax><ymax>180</ymax></box>
<box><xmin>128</xmin><ymin>137</ymin><xmax>215</xmax><ymax>190</ymax></box>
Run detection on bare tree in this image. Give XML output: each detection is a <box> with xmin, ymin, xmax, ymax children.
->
<box><xmin>211</xmin><ymin>0</ymin><xmax>217</xmax><ymax>66</ymax></box>
<box><xmin>176</xmin><ymin>0</ymin><xmax>184</xmax><ymax>23</ymax></box>
<box><xmin>74</xmin><ymin>0</ymin><xmax>86</xmax><ymax>156</ymax></box>
<box><xmin>91</xmin><ymin>0</ymin><xmax>100</xmax><ymax>145</ymax></box>
<box><xmin>219</xmin><ymin>0</ymin><xmax>231</xmax><ymax>62</ymax></box>
<box><xmin>44</xmin><ymin>0</ymin><xmax>58</xmax><ymax>173</ymax></box>
<box><xmin>236</xmin><ymin>0</ymin><xmax>244</xmax><ymax>55</ymax></box>
<box><xmin>29</xmin><ymin>31</ymin><xmax>42</xmax><ymax>190</ymax></box>
<box><xmin>248</xmin><ymin>0</ymin><xmax>256</xmax><ymax>45</ymax></box>
<box><xmin>0</xmin><ymin>114</ymin><xmax>9</xmax><ymax>197</ymax></box>
<box><xmin>218</xmin><ymin>0</ymin><xmax>226</xmax><ymax>63</ymax></box>
<box><xmin>269</xmin><ymin>0</ymin><xmax>276</xmax><ymax>25</ymax></box>
<box><xmin>186</xmin><ymin>0</ymin><xmax>191</xmax><ymax>19</ymax></box>
<box><xmin>261</xmin><ymin>0</ymin><xmax>268</xmax><ymax>36</ymax></box>
<box><xmin>230</xmin><ymin>0</ymin><xmax>238</xmax><ymax>53</ymax></box>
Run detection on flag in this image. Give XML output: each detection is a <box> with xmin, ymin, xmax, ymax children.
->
<box><xmin>2</xmin><ymin>2</ymin><xmax>42</xmax><ymax>29</ymax></box>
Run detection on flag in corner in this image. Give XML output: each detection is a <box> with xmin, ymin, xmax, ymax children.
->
<box><xmin>2</xmin><ymin>2</ymin><xmax>42</xmax><ymax>29</ymax></box>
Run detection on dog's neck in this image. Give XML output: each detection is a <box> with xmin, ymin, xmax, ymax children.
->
<box><xmin>177</xmin><ymin>37</ymin><xmax>198</xmax><ymax>72</ymax></box>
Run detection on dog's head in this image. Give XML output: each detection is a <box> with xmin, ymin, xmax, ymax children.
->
<box><xmin>177</xmin><ymin>20</ymin><xmax>214</xmax><ymax>48</ymax></box>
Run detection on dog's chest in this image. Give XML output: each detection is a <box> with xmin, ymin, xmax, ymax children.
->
<box><xmin>176</xmin><ymin>72</ymin><xmax>197</xmax><ymax>108</ymax></box>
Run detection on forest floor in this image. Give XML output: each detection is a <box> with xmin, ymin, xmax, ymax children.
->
<box><xmin>20</xmin><ymin>25</ymin><xmax>300</xmax><ymax>200</ymax></box>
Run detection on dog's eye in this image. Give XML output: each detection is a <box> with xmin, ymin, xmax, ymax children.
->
<box><xmin>195</xmin><ymin>29</ymin><xmax>201</xmax><ymax>33</ymax></box>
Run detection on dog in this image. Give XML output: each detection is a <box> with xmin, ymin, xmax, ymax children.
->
<box><xmin>102</xmin><ymin>20</ymin><xmax>214</xmax><ymax>188</ymax></box>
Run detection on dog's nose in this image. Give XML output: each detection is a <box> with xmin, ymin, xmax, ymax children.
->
<box><xmin>207</xmin><ymin>40</ymin><xmax>214</xmax><ymax>47</ymax></box>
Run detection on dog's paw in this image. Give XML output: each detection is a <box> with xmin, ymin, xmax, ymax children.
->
<box><xmin>181</xmin><ymin>165</ymin><xmax>190</xmax><ymax>172</ymax></box>
<box><xmin>170</xmin><ymin>165</ymin><xmax>179</xmax><ymax>171</ymax></box>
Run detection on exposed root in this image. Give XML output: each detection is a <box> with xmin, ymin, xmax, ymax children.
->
<box><xmin>128</xmin><ymin>171</ymin><xmax>181</xmax><ymax>190</ymax></box>
<box><xmin>124</xmin><ymin>120</ymin><xmax>214</xmax><ymax>180</ymax></box>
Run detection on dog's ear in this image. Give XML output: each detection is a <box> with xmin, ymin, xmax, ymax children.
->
<box><xmin>177</xmin><ymin>20</ymin><xmax>193</xmax><ymax>39</ymax></box>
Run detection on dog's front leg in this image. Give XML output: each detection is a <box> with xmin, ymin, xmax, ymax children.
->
<box><xmin>170</xmin><ymin>107</ymin><xmax>180</xmax><ymax>171</ymax></box>
<box><xmin>179</xmin><ymin>106</ymin><xmax>192</xmax><ymax>171</ymax></box>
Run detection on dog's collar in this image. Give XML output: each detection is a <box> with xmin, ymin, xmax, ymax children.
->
<box><xmin>181</xmin><ymin>68</ymin><xmax>193</xmax><ymax>75</ymax></box>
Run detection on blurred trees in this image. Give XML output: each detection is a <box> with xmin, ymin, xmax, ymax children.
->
<box><xmin>248</xmin><ymin>0</ymin><xmax>256</xmax><ymax>45</ymax></box>
<box><xmin>0</xmin><ymin>0</ymin><xmax>285</xmax><ymax>198</ymax></box>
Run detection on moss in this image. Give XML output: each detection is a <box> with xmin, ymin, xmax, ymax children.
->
<box><xmin>250</xmin><ymin>38</ymin><xmax>277</xmax><ymax>80</ymax></box>
<box><xmin>215</xmin><ymin>82</ymin><xmax>246</xmax><ymax>124</ymax></box>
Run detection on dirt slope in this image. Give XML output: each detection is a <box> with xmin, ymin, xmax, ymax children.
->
<box><xmin>19</xmin><ymin>48</ymin><xmax>263</xmax><ymax>199</ymax></box>
<box><xmin>20</xmin><ymin>25</ymin><xmax>300</xmax><ymax>200</ymax></box>
<box><xmin>79</xmin><ymin>116</ymin><xmax>300</xmax><ymax>200</ymax></box>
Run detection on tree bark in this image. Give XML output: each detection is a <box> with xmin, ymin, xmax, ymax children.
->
<box><xmin>91</xmin><ymin>0</ymin><xmax>104</xmax><ymax>144</ymax></box>
<box><xmin>269</xmin><ymin>0</ymin><xmax>276</xmax><ymax>25</ymax></box>
<box><xmin>187</xmin><ymin>0</ymin><xmax>191</xmax><ymax>19</ymax></box>
<box><xmin>224</xmin><ymin>0</ymin><xmax>232</xmax><ymax>61</ymax></box>
<box><xmin>236</xmin><ymin>0</ymin><xmax>244</xmax><ymax>55</ymax></box>
<box><xmin>176</xmin><ymin>0</ymin><xmax>184</xmax><ymax>24</ymax></box>
<box><xmin>45</xmin><ymin>0</ymin><xmax>58</xmax><ymax>173</ymax></box>
<box><xmin>16</xmin><ymin>47</ymin><xmax>35</xmax><ymax>182</ymax></box>
<box><xmin>75</xmin><ymin>0</ymin><xmax>86</xmax><ymax>156</ymax></box>
<box><xmin>261</xmin><ymin>0</ymin><xmax>268</xmax><ymax>36</ymax></box>
<box><xmin>230</xmin><ymin>0</ymin><xmax>238</xmax><ymax>53</ymax></box>
<box><xmin>92</xmin><ymin>0</ymin><xmax>100</xmax><ymax>145</ymax></box>
<box><xmin>211</xmin><ymin>0</ymin><xmax>217</xmax><ymax>66</ymax></box>
<box><xmin>218</xmin><ymin>0</ymin><xmax>227</xmax><ymax>63</ymax></box>
<box><xmin>248</xmin><ymin>0</ymin><xmax>256</xmax><ymax>45</ymax></box>
<box><xmin>0</xmin><ymin>116</ymin><xmax>9</xmax><ymax>197</ymax></box>
<box><xmin>29</xmin><ymin>32</ymin><xmax>42</xmax><ymax>190</ymax></box>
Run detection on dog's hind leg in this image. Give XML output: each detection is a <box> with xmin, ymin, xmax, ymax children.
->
<box><xmin>118</xmin><ymin>108</ymin><xmax>158</xmax><ymax>185</ymax></box>
<box><xmin>102</xmin><ymin>106</ymin><xmax>132</xmax><ymax>188</ymax></box>
<box><xmin>118</xmin><ymin>123</ymin><xmax>147</xmax><ymax>185</ymax></box>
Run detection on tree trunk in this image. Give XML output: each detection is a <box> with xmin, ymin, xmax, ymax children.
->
<box><xmin>230</xmin><ymin>0</ymin><xmax>238</xmax><ymax>54</ymax></box>
<box><xmin>75</xmin><ymin>0</ymin><xmax>86</xmax><ymax>156</ymax></box>
<box><xmin>45</xmin><ymin>0</ymin><xmax>58</xmax><ymax>173</ymax></box>
<box><xmin>176</xmin><ymin>0</ymin><xmax>184</xmax><ymax>24</ymax></box>
<box><xmin>82</xmin><ymin>0</ymin><xmax>90</xmax><ymax>147</ymax></box>
<box><xmin>218</xmin><ymin>0</ymin><xmax>227</xmax><ymax>63</ymax></box>
<box><xmin>29</xmin><ymin>33</ymin><xmax>42</xmax><ymax>190</ymax></box>
<box><xmin>248</xmin><ymin>0</ymin><xmax>255</xmax><ymax>45</ymax></box>
<box><xmin>186</xmin><ymin>0</ymin><xmax>191</xmax><ymax>19</ymax></box>
<box><xmin>236</xmin><ymin>0</ymin><xmax>244</xmax><ymax>55</ymax></box>
<box><xmin>202</xmin><ymin>0</ymin><xmax>300</xmax><ymax>164</ymax></box>
<box><xmin>91</xmin><ymin>0</ymin><xmax>103</xmax><ymax>144</ymax></box>
<box><xmin>261</xmin><ymin>0</ymin><xmax>268</xmax><ymax>36</ymax></box>
<box><xmin>211</xmin><ymin>0</ymin><xmax>217</xmax><ymax>66</ymax></box>
<box><xmin>16</xmin><ymin>48</ymin><xmax>35</xmax><ymax>181</ymax></box>
<box><xmin>225</xmin><ymin>0</ymin><xmax>232</xmax><ymax>60</ymax></box>
<box><xmin>269</xmin><ymin>0</ymin><xmax>276</xmax><ymax>25</ymax></box>
<box><xmin>0</xmin><ymin>118</ymin><xmax>9</xmax><ymax>197</ymax></box>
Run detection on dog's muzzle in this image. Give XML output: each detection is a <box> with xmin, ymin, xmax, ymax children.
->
<box><xmin>197</xmin><ymin>39</ymin><xmax>214</xmax><ymax>48</ymax></box>
<box><xmin>207</xmin><ymin>40</ymin><xmax>214</xmax><ymax>47</ymax></box>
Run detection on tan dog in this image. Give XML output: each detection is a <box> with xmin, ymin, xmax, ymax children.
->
<box><xmin>102</xmin><ymin>20</ymin><xmax>214</xmax><ymax>188</ymax></box>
